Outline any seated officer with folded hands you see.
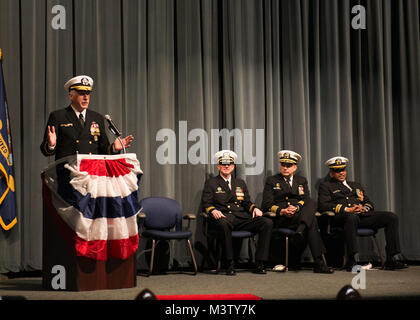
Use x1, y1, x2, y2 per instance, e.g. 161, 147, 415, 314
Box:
261, 150, 333, 273
318, 156, 407, 271
201, 150, 273, 275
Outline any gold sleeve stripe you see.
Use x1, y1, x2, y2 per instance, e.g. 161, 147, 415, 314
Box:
249, 204, 256, 213
270, 205, 279, 213
365, 203, 373, 208
335, 204, 342, 214
205, 206, 215, 214
43, 142, 55, 155
298, 201, 304, 206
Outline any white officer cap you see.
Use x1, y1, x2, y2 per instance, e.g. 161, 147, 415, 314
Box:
325, 156, 349, 169
64, 75, 94, 92
277, 150, 302, 164
214, 150, 237, 165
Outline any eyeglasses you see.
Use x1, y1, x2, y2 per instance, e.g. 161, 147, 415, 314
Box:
76, 90, 91, 96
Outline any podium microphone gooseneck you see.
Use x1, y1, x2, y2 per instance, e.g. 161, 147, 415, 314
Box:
104, 114, 126, 154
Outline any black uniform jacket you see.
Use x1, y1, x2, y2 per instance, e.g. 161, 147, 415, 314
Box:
201, 175, 256, 219
40, 106, 116, 160
318, 176, 374, 215
261, 174, 310, 215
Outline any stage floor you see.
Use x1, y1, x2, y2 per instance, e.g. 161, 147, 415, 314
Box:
1, 265, 420, 300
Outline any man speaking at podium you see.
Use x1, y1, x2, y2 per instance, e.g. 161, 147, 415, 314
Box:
40, 75, 134, 160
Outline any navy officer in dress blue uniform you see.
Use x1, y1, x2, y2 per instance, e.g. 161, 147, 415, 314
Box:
318, 156, 407, 271
201, 150, 273, 275
261, 150, 333, 273
40, 75, 134, 160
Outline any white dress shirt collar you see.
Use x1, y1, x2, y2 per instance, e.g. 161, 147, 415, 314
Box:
70, 105, 87, 119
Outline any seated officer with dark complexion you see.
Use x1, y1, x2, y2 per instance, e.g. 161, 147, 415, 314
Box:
201, 150, 273, 275
262, 150, 333, 273
318, 156, 407, 271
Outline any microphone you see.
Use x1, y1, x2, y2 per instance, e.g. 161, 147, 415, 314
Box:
104, 114, 122, 137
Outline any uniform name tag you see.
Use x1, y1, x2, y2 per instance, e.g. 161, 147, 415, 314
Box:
333, 189, 341, 193
60, 123, 73, 127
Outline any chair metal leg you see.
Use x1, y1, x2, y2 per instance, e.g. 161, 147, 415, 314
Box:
187, 239, 198, 275
373, 235, 385, 268
148, 239, 156, 276
285, 236, 289, 272
216, 241, 222, 273
342, 244, 347, 269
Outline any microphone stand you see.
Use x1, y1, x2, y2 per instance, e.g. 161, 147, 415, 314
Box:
118, 137, 126, 154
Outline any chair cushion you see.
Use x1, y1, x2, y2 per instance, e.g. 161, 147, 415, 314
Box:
142, 230, 192, 240
330, 227, 376, 237
356, 228, 376, 237
231, 230, 254, 238
273, 228, 296, 236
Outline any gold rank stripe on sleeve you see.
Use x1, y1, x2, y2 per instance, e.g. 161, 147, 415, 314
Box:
270, 205, 279, 213
365, 203, 373, 209
43, 142, 55, 155
298, 200, 304, 206
335, 204, 342, 214
205, 206, 215, 214
249, 204, 255, 213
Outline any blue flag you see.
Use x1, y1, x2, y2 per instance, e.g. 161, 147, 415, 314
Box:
0, 49, 17, 230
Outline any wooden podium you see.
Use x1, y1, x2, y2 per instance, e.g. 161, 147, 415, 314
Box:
41, 154, 142, 291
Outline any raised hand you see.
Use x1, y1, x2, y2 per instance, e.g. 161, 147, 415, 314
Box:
47, 125, 56, 148
113, 134, 134, 151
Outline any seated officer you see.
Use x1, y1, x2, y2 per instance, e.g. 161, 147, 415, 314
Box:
318, 156, 407, 271
201, 150, 273, 275
261, 150, 333, 273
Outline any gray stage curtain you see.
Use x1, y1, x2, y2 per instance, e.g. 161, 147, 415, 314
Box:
0, 0, 419, 273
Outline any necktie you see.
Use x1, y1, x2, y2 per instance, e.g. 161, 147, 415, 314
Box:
285, 177, 292, 188
226, 179, 231, 190
79, 113, 85, 127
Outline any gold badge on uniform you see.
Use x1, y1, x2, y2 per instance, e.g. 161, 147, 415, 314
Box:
216, 186, 225, 194
90, 122, 101, 142
235, 187, 244, 201
356, 189, 364, 201
298, 185, 305, 195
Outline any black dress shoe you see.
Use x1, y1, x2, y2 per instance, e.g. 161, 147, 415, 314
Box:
226, 261, 236, 276
344, 260, 357, 272
384, 259, 408, 270
252, 263, 267, 275
313, 262, 334, 274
